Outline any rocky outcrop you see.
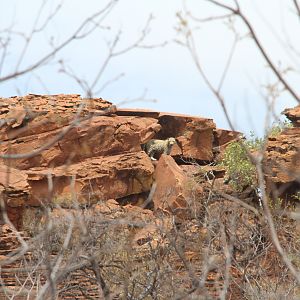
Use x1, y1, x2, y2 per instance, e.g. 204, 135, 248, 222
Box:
0, 97, 222, 214
0, 166, 30, 207
152, 155, 202, 218
213, 128, 241, 147
265, 127, 300, 184
26, 151, 154, 207
0, 94, 247, 300
0, 94, 113, 139
157, 113, 216, 161
265, 105, 300, 198
0, 166, 30, 229
0, 115, 161, 170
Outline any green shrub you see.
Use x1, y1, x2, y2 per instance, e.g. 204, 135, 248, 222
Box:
267, 119, 293, 138
221, 119, 292, 192
221, 141, 258, 191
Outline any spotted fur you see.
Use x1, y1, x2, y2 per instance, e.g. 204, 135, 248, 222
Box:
144, 137, 177, 160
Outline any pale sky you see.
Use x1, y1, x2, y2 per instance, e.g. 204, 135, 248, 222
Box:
0, 0, 299, 136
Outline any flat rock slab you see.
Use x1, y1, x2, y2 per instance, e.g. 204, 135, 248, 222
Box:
115, 108, 160, 119
0, 116, 160, 169
26, 151, 154, 207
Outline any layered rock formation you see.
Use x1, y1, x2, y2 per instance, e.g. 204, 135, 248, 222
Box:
0, 94, 236, 229
4, 94, 294, 299
265, 106, 300, 199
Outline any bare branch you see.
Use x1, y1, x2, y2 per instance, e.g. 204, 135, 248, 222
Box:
205, 0, 300, 103
256, 159, 300, 284
0, 0, 118, 83
293, 0, 300, 19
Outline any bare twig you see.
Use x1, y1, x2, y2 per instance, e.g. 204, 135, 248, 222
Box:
0, 1, 118, 83
256, 159, 300, 284
205, 0, 300, 103
293, 0, 300, 19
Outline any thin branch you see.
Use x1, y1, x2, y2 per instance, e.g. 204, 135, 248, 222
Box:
205, 0, 300, 103
217, 36, 238, 92
184, 21, 236, 130
14, 0, 48, 71
293, 0, 300, 19
256, 159, 300, 284
217, 191, 260, 217
0, 0, 118, 83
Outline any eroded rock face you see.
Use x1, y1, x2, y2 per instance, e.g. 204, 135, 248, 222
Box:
264, 104, 300, 198
212, 128, 242, 162
0, 94, 113, 140
2, 95, 295, 300
265, 127, 300, 184
26, 151, 154, 207
0, 166, 30, 229
157, 113, 216, 161
213, 128, 241, 146
152, 155, 200, 218
0, 166, 30, 207
264, 127, 300, 199
0, 115, 160, 170
0, 95, 240, 230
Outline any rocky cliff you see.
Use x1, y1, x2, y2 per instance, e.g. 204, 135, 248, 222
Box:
0, 94, 299, 299
0, 94, 232, 229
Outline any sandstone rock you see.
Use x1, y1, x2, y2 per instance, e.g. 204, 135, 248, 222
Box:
26, 151, 154, 207
213, 128, 242, 162
152, 155, 199, 218
0, 115, 160, 169
264, 127, 300, 198
213, 128, 241, 147
157, 113, 216, 161
115, 108, 160, 118
0, 94, 113, 140
0, 166, 30, 208
0, 166, 30, 228
283, 105, 300, 127
0, 224, 22, 252
265, 127, 300, 184
180, 164, 226, 180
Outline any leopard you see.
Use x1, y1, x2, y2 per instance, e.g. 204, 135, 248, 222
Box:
143, 137, 177, 161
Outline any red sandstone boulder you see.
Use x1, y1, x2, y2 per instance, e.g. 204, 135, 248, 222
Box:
212, 128, 242, 162
26, 151, 154, 207
157, 113, 216, 161
152, 155, 200, 218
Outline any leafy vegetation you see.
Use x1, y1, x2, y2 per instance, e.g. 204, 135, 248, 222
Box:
221, 119, 293, 192
221, 140, 258, 191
